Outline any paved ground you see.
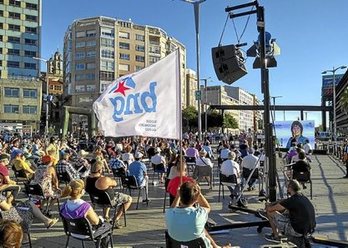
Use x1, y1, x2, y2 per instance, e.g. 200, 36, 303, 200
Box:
23, 154, 348, 247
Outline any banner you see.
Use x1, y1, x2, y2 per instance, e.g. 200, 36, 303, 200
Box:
93, 50, 181, 139
274, 120, 315, 149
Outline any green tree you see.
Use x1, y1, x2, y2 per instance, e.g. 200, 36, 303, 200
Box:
182, 106, 198, 131
223, 113, 239, 129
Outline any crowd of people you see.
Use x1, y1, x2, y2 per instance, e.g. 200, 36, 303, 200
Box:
0, 130, 321, 247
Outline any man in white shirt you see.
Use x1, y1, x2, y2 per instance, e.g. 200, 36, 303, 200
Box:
150, 147, 166, 183
220, 152, 241, 203
241, 151, 259, 190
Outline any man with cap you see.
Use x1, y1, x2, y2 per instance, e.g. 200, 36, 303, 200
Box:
150, 147, 167, 184
128, 152, 149, 203
11, 149, 35, 179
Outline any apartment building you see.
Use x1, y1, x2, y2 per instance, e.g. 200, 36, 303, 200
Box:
0, 0, 42, 131
63, 16, 187, 109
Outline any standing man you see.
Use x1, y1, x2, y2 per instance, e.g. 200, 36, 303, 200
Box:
264, 180, 316, 244
128, 152, 149, 203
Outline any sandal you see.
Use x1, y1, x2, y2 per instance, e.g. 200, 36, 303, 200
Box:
46, 218, 59, 229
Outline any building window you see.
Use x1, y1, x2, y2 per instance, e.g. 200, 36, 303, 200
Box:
8, 36, 21, 43
86, 51, 96, 58
75, 85, 85, 92
119, 31, 130, 39
76, 41, 85, 48
76, 31, 85, 38
101, 60, 114, 71
86, 40, 96, 47
4, 105, 19, 113
75, 51, 85, 60
86, 63, 96, 70
100, 71, 114, 81
25, 27, 37, 34
135, 44, 145, 52
8, 24, 20, 32
9, 12, 21, 19
24, 63, 36, 69
9, 0, 20, 7
86, 73, 95, 80
119, 42, 130, 50
4, 87, 19, 97
86, 85, 96, 92
101, 38, 114, 48
23, 105, 37, 114
0, 23, 2, 29
7, 61, 20, 68
135, 65, 143, 72
8, 49, 20, 56
75, 63, 85, 70
101, 50, 114, 59
26, 15, 37, 22
86, 30, 96, 37
119, 64, 129, 71
23, 89, 37, 98
0, 10, 3, 16
26, 3, 38, 10
149, 56, 160, 64
135, 34, 145, 41
54, 85, 62, 91
25, 38, 36, 45
75, 74, 85, 81
119, 53, 130, 60
135, 55, 145, 62
101, 27, 114, 38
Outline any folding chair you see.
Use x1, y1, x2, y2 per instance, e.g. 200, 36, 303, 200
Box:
165, 231, 207, 248
192, 166, 213, 188
11, 165, 30, 184
218, 173, 238, 202
121, 175, 148, 210
60, 214, 113, 248
112, 167, 126, 189
151, 163, 166, 184
89, 190, 126, 227
26, 183, 60, 215
57, 171, 71, 186
292, 170, 312, 199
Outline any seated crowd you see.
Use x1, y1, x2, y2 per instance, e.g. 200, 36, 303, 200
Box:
0, 134, 314, 247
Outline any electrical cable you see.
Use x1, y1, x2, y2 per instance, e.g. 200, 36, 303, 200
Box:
218, 13, 230, 46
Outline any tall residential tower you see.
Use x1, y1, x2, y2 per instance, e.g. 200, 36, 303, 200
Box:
0, 0, 42, 132
63, 16, 187, 111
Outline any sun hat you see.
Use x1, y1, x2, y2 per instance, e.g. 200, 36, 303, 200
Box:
135, 151, 143, 159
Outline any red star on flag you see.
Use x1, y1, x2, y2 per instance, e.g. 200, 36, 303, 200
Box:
113, 81, 130, 96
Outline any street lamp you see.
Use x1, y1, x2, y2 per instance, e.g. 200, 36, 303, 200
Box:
33, 57, 49, 136
178, 0, 207, 141
270, 96, 282, 122
200, 77, 211, 133
322, 65, 347, 155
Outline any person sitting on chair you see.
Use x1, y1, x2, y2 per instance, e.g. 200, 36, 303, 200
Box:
165, 181, 231, 248
241, 150, 259, 191
220, 152, 242, 206
150, 147, 167, 184
264, 179, 316, 245
56, 151, 80, 181
291, 151, 311, 189
0, 153, 17, 185
128, 152, 149, 203
60, 179, 112, 246
185, 143, 199, 163
193, 149, 213, 188
11, 149, 35, 179
85, 161, 132, 228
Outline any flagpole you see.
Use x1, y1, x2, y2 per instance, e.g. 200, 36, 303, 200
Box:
176, 49, 184, 186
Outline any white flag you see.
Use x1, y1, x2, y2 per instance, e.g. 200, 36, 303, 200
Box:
93, 50, 181, 139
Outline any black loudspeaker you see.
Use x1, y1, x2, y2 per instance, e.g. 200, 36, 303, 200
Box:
212, 45, 247, 84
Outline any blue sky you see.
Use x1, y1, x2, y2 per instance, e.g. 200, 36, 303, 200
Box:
41, 0, 348, 126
